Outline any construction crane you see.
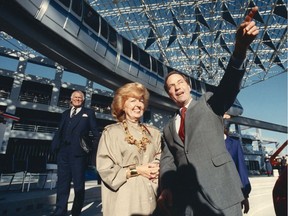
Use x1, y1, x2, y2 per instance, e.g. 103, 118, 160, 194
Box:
269, 140, 288, 169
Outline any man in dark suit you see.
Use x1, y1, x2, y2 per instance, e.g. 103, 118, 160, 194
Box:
51, 90, 99, 216
224, 134, 251, 214
223, 115, 251, 214
157, 7, 259, 216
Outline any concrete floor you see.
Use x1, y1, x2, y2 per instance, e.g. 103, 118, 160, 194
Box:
0, 174, 279, 216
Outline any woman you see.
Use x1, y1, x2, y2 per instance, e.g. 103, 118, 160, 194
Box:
96, 82, 161, 216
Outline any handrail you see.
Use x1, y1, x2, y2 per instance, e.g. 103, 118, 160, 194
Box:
12, 123, 58, 133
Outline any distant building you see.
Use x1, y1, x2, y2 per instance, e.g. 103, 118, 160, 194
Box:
0, 48, 171, 157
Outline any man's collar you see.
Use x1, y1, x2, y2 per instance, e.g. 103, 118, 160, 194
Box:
184, 98, 192, 109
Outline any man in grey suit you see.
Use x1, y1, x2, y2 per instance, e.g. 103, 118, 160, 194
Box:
157, 7, 259, 216
51, 90, 99, 216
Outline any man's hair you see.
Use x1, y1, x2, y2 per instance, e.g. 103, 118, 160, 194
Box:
71, 90, 85, 100
164, 71, 191, 93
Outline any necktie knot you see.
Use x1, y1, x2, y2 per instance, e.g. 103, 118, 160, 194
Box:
180, 107, 187, 119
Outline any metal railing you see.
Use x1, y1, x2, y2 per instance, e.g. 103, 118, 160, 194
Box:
12, 123, 58, 133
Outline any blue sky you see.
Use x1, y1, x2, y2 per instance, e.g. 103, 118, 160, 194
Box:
237, 72, 287, 155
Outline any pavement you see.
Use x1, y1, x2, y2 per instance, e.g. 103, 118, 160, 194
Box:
245, 175, 278, 216
0, 173, 279, 216
0, 174, 102, 216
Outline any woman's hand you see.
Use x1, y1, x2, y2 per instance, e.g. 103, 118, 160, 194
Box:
136, 162, 160, 180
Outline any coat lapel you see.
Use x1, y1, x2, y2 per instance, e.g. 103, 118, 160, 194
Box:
184, 99, 197, 143
70, 107, 85, 131
169, 114, 184, 146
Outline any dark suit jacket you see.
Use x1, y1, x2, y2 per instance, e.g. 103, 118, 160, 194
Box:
51, 107, 99, 156
160, 60, 245, 213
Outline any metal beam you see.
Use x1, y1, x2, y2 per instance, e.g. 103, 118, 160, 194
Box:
0, 1, 177, 111
227, 116, 288, 134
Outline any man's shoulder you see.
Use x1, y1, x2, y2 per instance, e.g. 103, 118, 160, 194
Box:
81, 107, 96, 115
62, 108, 71, 116
163, 119, 174, 133
202, 92, 214, 101
228, 136, 240, 143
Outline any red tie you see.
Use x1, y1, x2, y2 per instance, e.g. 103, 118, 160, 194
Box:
178, 107, 187, 142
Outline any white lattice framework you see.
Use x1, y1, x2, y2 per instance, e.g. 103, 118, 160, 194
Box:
0, 0, 287, 88
89, 0, 287, 88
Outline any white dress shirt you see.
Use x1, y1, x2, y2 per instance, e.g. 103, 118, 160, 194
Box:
175, 99, 192, 132
70, 107, 82, 117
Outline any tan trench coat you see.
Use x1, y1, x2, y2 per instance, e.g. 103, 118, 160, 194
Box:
96, 122, 161, 216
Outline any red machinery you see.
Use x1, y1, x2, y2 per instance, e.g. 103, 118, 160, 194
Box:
270, 140, 287, 169
0, 111, 20, 123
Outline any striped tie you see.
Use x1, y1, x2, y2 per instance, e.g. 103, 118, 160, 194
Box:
71, 107, 76, 118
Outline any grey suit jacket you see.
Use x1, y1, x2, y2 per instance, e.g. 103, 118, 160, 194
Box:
160, 61, 245, 213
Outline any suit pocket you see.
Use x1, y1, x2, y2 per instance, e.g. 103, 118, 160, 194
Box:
211, 152, 231, 167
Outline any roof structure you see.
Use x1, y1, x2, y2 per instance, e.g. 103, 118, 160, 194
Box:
0, 0, 286, 89
88, 0, 287, 88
